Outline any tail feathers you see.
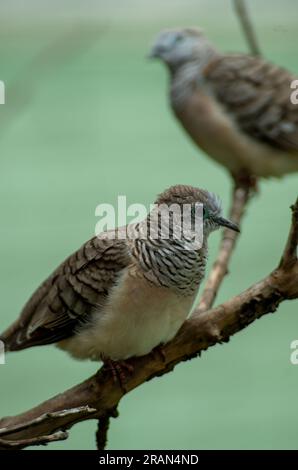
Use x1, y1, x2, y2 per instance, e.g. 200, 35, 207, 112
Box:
0, 323, 27, 352
0, 320, 39, 351
0, 323, 67, 351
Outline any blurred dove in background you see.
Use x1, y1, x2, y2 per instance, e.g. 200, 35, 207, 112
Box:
150, 28, 298, 183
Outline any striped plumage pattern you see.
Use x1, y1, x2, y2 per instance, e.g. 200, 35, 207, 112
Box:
1, 237, 130, 350
131, 233, 207, 294
0, 185, 221, 359
205, 54, 298, 152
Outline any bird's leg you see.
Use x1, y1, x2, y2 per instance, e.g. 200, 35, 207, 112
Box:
232, 169, 259, 193
101, 355, 134, 389
151, 344, 166, 363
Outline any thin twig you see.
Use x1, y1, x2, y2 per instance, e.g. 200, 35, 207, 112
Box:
96, 417, 110, 450
0, 431, 68, 450
278, 198, 298, 270
233, 0, 261, 56
0, 406, 96, 450
95, 407, 118, 450
197, 183, 251, 313
0, 406, 96, 438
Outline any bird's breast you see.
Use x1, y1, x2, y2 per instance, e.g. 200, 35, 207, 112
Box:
59, 269, 195, 361
174, 89, 297, 177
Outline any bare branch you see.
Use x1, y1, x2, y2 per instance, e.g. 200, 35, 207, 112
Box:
0, 406, 96, 450
197, 183, 251, 313
233, 0, 261, 56
0, 431, 68, 450
96, 408, 118, 450
278, 198, 298, 270
0, 198, 297, 449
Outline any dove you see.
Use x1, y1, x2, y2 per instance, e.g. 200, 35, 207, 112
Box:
0, 185, 238, 380
150, 28, 298, 181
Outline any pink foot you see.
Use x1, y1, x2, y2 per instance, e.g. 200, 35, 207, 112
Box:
232, 169, 259, 193
151, 344, 166, 363
101, 355, 134, 389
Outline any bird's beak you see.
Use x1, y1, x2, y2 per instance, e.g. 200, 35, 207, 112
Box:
147, 45, 162, 59
214, 216, 240, 233
147, 49, 157, 59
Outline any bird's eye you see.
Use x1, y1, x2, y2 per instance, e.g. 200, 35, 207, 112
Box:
203, 206, 209, 219
175, 34, 183, 43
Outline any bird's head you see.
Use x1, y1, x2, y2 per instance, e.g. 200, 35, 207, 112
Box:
155, 185, 239, 241
149, 28, 217, 70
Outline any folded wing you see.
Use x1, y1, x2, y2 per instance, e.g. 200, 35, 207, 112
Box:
0, 236, 130, 351
205, 54, 298, 152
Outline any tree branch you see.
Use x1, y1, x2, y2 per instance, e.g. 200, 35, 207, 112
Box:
95, 408, 118, 450
279, 200, 298, 270
233, 0, 261, 56
197, 183, 251, 313
0, 431, 68, 450
0, 198, 297, 450
0, 407, 96, 450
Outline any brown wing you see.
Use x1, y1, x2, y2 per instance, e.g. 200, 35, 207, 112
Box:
0, 235, 130, 351
205, 54, 298, 152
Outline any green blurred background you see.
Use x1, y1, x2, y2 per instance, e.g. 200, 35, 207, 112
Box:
0, 0, 297, 450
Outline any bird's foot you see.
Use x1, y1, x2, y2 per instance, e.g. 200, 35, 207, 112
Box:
232, 170, 259, 193
151, 344, 166, 363
101, 355, 134, 390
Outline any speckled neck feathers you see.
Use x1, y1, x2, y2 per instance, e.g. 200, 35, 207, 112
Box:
130, 224, 208, 297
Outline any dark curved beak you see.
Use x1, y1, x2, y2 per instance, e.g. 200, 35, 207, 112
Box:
214, 216, 240, 233
147, 48, 159, 59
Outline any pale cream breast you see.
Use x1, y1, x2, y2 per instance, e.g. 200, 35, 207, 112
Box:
58, 269, 195, 361
174, 90, 298, 177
